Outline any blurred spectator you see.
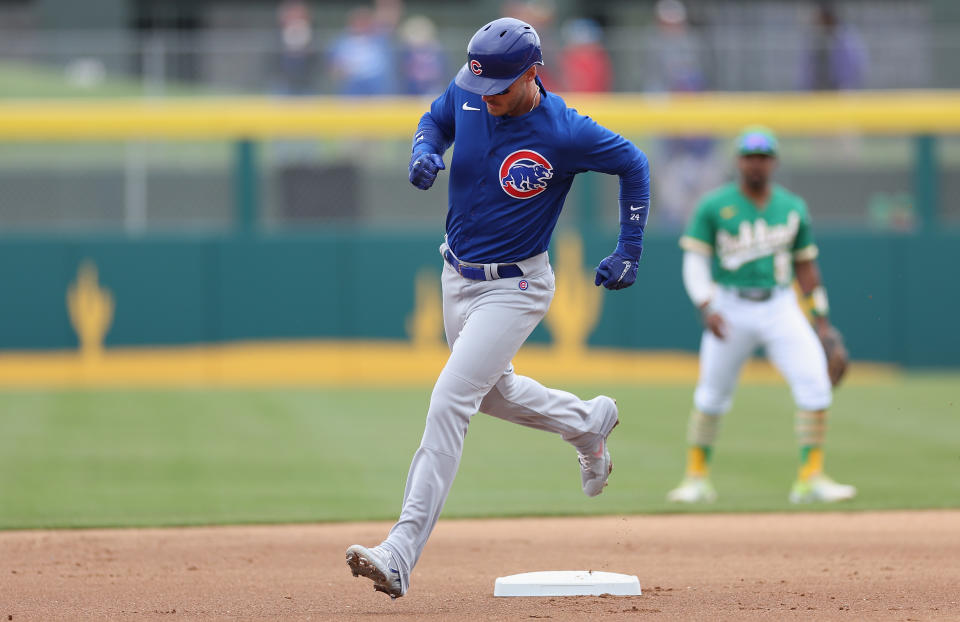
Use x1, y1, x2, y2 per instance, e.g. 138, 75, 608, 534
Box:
646, 0, 722, 231
327, 3, 399, 96
398, 15, 446, 96
645, 0, 705, 94
274, 0, 316, 96
798, 4, 868, 162
799, 3, 868, 91
502, 0, 560, 91
375, 0, 404, 30
558, 18, 612, 92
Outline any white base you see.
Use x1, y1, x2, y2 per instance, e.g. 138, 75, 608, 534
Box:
493, 570, 641, 597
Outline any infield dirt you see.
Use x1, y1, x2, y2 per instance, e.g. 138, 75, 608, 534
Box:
1, 511, 957, 621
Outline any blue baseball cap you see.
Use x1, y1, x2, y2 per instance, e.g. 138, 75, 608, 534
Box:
736, 126, 779, 157
455, 17, 544, 96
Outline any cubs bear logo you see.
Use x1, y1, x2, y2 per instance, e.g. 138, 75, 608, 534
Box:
499, 149, 554, 199
470, 60, 482, 75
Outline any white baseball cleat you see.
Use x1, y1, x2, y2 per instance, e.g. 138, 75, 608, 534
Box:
346, 544, 405, 599
578, 396, 618, 497
666, 475, 718, 503
789, 474, 857, 504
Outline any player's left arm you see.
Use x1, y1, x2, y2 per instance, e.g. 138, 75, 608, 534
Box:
569, 116, 650, 290
796, 257, 849, 385
792, 199, 848, 385
794, 259, 829, 330
791, 198, 830, 329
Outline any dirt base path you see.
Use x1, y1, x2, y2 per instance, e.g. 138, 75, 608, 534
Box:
2, 511, 957, 621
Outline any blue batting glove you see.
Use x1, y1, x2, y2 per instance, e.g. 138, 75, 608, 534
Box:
594, 253, 639, 290
408, 152, 445, 190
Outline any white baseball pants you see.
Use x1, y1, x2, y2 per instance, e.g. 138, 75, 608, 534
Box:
694, 286, 832, 415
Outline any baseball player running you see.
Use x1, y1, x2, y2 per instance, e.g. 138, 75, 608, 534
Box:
667, 127, 856, 504
346, 17, 650, 598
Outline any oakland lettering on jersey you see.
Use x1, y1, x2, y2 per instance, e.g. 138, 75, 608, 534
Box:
716, 211, 800, 270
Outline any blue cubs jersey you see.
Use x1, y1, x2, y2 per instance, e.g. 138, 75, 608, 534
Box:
414, 78, 650, 264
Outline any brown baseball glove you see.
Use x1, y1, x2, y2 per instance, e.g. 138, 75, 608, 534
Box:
818, 324, 849, 387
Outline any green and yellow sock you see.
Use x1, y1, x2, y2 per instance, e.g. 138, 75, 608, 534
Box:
686, 445, 712, 478
684, 409, 721, 479
795, 409, 827, 481
798, 446, 823, 481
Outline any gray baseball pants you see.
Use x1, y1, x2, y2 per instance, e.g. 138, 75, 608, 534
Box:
380, 245, 618, 592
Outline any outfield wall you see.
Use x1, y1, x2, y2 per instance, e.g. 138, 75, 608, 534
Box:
1, 92, 957, 372
0, 230, 955, 367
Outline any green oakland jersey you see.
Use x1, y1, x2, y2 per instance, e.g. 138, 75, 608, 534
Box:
680, 183, 818, 288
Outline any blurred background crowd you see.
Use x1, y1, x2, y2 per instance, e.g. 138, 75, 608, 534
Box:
0, 0, 957, 235
2, 0, 957, 96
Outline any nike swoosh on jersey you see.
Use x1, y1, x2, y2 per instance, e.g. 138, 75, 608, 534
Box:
629, 205, 645, 211
462, 102, 481, 111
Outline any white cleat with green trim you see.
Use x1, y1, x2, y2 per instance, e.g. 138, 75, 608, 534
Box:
789, 474, 857, 503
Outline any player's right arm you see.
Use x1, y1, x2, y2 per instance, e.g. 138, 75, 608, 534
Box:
409, 80, 456, 190
679, 197, 726, 339
683, 251, 726, 339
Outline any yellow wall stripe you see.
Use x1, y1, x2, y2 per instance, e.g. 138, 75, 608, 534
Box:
2, 91, 960, 140
0, 341, 899, 389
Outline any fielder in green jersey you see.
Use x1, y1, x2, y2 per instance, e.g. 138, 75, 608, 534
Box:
667, 126, 856, 505
681, 183, 818, 290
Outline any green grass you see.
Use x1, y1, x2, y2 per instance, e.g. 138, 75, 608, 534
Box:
0, 374, 957, 529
